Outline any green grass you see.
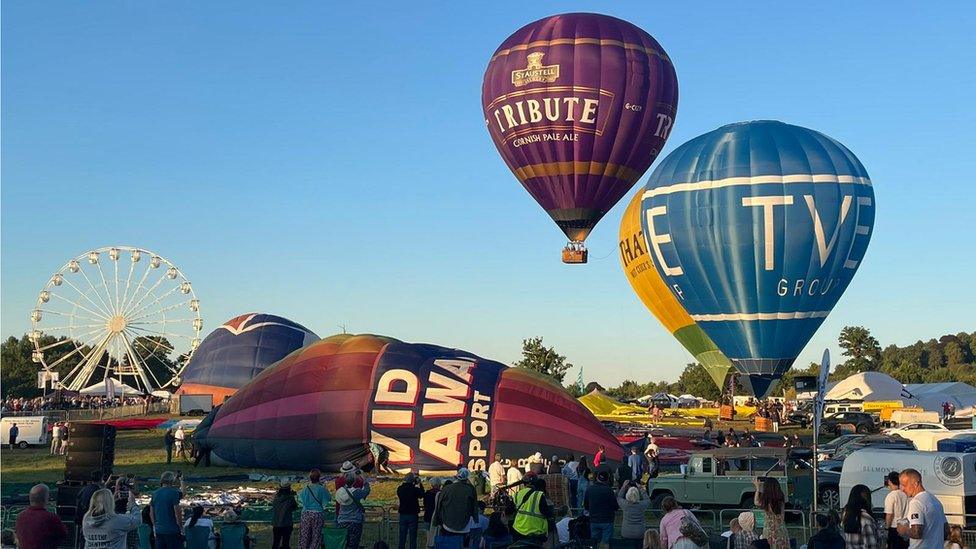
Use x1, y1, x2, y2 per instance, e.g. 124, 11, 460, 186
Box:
0, 417, 403, 545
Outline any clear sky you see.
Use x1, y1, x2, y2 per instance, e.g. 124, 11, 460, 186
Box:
3, 2, 974, 387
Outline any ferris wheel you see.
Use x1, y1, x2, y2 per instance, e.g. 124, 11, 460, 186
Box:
30, 246, 202, 394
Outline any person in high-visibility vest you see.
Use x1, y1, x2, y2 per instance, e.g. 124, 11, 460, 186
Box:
512, 477, 554, 544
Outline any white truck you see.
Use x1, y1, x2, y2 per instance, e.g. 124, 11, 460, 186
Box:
0, 416, 50, 448
839, 448, 976, 525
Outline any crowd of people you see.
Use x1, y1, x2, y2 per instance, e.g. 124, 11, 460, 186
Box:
1, 394, 154, 414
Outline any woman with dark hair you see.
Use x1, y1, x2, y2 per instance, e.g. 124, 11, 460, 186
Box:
576, 456, 592, 507
841, 484, 881, 549
753, 477, 789, 549
298, 469, 331, 549
183, 505, 216, 549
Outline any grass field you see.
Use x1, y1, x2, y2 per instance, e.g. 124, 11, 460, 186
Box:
0, 418, 403, 545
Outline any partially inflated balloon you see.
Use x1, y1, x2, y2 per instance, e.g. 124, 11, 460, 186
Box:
482, 13, 678, 249
618, 189, 731, 389
640, 121, 875, 397
178, 313, 318, 403
195, 334, 622, 473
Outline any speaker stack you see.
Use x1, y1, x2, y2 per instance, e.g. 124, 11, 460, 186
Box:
64, 423, 117, 482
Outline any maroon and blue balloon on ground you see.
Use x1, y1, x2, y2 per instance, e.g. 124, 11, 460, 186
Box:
640, 121, 876, 397
178, 313, 318, 403
482, 13, 678, 259
193, 333, 623, 473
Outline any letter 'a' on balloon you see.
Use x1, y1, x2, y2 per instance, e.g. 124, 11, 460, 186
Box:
618, 189, 731, 389
640, 121, 875, 397
482, 13, 678, 264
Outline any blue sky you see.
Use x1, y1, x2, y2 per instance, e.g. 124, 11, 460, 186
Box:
3, 2, 974, 387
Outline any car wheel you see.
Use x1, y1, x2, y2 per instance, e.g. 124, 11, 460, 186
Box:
17, 441, 28, 449
820, 486, 840, 509
856, 424, 869, 434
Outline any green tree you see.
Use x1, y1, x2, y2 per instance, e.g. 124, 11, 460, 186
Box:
671, 364, 721, 402
838, 326, 882, 373
1, 334, 87, 398
513, 337, 573, 383
944, 341, 970, 367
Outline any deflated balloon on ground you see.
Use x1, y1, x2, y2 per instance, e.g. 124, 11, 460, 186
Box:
194, 333, 623, 473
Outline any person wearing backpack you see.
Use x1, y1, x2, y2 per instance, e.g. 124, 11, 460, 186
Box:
336, 470, 371, 549
298, 469, 331, 549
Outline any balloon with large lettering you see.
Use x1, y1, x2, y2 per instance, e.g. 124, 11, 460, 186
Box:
640, 121, 875, 397
618, 189, 732, 389
482, 13, 678, 258
194, 333, 623, 472
178, 313, 318, 403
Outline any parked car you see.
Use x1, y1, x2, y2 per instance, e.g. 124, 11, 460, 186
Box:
820, 412, 877, 436
647, 447, 818, 512
816, 434, 864, 461
883, 422, 949, 436
817, 435, 916, 473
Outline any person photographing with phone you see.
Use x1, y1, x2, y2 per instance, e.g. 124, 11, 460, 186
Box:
616, 479, 649, 540
753, 477, 789, 549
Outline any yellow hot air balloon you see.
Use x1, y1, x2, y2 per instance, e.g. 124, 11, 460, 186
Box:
618, 188, 732, 389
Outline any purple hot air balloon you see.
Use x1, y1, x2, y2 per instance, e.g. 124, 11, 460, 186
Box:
482, 13, 678, 263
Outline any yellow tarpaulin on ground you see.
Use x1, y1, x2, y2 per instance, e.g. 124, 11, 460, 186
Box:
577, 391, 756, 424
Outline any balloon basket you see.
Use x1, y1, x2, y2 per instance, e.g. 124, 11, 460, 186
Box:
719, 405, 734, 421
562, 243, 588, 264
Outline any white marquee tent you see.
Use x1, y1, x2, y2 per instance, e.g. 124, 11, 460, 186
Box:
79, 379, 144, 397
824, 372, 976, 412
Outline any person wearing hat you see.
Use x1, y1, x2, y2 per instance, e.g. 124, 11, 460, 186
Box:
334, 461, 365, 515
396, 473, 425, 549
336, 469, 371, 549
432, 468, 477, 549
271, 480, 297, 549
298, 470, 331, 549
511, 476, 555, 545
730, 511, 758, 549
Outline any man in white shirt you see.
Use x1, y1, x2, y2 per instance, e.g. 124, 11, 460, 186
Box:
897, 468, 948, 549
50, 423, 61, 455
487, 454, 507, 495
884, 471, 910, 549
643, 434, 659, 459
561, 455, 579, 508
174, 426, 185, 454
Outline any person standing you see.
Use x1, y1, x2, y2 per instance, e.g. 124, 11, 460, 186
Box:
59, 422, 70, 455
174, 426, 185, 455
594, 445, 606, 468
396, 473, 425, 549
576, 456, 592, 508
82, 488, 142, 549
627, 447, 644, 482
511, 476, 554, 545
297, 469, 330, 549
546, 454, 561, 475
271, 480, 297, 549
584, 471, 619, 549
616, 481, 649, 540
505, 463, 523, 496
561, 454, 579, 509
644, 434, 659, 458
335, 470, 371, 549
432, 468, 477, 549
7, 423, 18, 450
50, 422, 61, 454
841, 484, 882, 549
163, 428, 175, 464
884, 472, 910, 549
754, 477, 789, 549
897, 468, 948, 549
615, 455, 633, 489
149, 471, 185, 549
422, 477, 441, 537
488, 454, 507, 496
15, 484, 68, 549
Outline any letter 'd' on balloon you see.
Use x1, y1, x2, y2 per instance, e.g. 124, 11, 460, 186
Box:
640, 121, 876, 397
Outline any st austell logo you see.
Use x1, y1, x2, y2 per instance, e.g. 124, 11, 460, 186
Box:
511, 52, 559, 87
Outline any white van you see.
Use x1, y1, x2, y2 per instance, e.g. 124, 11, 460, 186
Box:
896, 430, 976, 452
839, 448, 976, 525
0, 416, 49, 448
890, 410, 940, 426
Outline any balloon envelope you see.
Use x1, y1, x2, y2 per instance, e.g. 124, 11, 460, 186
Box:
618, 189, 731, 389
482, 12, 678, 242
195, 333, 623, 472
640, 121, 875, 397
178, 313, 318, 403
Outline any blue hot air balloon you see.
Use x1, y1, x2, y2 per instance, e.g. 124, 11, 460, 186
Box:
640, 121, 875, 397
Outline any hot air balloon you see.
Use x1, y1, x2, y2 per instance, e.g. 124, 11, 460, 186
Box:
482, 13, 678, 263
618, 189, 732, 389
193, 333, 623, 473
178, 313, 318, 403
640, 121, 875, 397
